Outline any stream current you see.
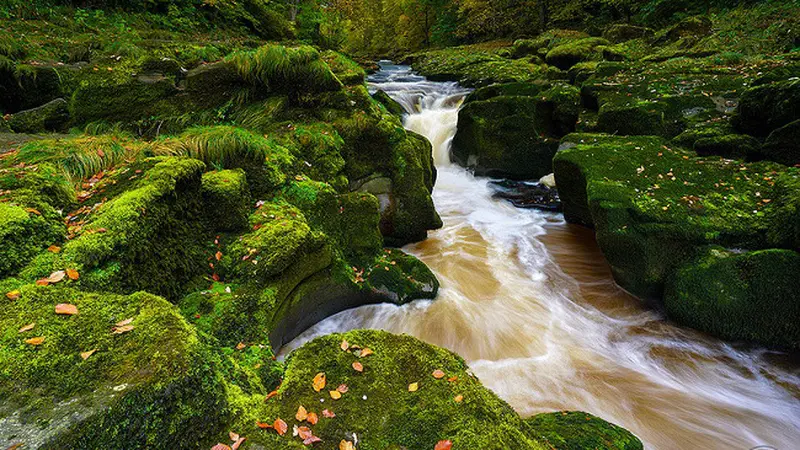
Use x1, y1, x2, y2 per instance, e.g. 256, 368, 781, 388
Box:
283, 62, 800, 449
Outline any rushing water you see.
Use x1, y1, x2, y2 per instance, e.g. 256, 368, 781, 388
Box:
284, 63, 800, 449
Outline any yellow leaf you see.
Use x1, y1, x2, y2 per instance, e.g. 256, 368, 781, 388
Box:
296, 405, 308, 422
18, 322, 35, 333
339, 440, 356, 450
81, 349, 97, 360
454, 394, 463, 403
312, 372, 326, 392
66, 268, 80, 280
112, 324, 134, 334
329, 390, 342, 400
25, 336, 45, 346
408, 382, 419, 392
6, 290, 21, 301
55, 303, 79, 315
360, 347, 373, 358
47, 245, 61, 253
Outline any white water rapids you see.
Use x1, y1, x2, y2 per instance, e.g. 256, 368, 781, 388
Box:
283, 63, 800, 449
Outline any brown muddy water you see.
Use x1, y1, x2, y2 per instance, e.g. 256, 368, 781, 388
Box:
282, 63, 800, 449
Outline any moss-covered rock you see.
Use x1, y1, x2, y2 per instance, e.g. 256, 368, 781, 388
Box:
0, 203, 65, 278
732, 79, 800, 137
0, 64, 63, 113
664, 247, 800, 349
452, 82, 580, 179
526, 411, 643, 450
234, 330, 643, 450
513, 30, 590, 59
0, 286, 228, 449
373, 89, 406, 117
201, 169, 251, 232
70, 76, 179, 126
545, 38, 611, 70
7, 98, 69, 133
763, 119, 800, 166
693, 134, 763, 161
602, 25, 655, 44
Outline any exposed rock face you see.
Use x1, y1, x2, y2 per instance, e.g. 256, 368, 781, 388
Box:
733, 79, 800, 137
6, 98, 70, 133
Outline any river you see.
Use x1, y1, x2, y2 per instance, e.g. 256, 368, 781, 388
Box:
282, 62, 800, 449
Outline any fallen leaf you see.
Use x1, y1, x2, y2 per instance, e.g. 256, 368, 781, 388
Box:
256, 421, 272, 429
229, 431, 239, 442
296, 405, 308, 422
35, 279, 49, 286
210, 444, 231, 450
6, 290, 21, 300
25, 336, 45, 346
312, 372, 326, 392
296, 426, 313, 440
307, 412, 318, 425
352, 361, 363, 372
337, 384, 348, 393
232, 437, 246, 450
236, 342, 246, 350
115, 317, 134, 327
47, 271, 66, 283
340, 339, 350, 351
25, 207, 41, 215
447, 376, 458, 383
55, 303, 79, 315
274, 417, 288, 436
454, 394, 463, 403
81, 349, 97, 360
329, 390, 342, 400
322, 409, 336, 418
432, 369, 445, 379
66, 268, 79, 280
339, 440, 355, 450
265, 390, 278, 401
408, 382, 419, 392
215, 251, 223, 261
359, 348, 373, 357
112, 324, 134, 334
303, 435, 322, 445
6, 443, 24, 450
435, 440, 453, 450
47, 245, 61, 253
18, 322, 35, 333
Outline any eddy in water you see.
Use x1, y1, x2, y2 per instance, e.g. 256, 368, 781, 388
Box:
284, 62, 800, 450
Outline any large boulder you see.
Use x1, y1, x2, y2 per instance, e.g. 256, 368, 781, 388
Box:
201, 169, 251, 232
0, 286, 228, 449
6, 98, 70, 133
602, 24, 655, 43
732, 79, 800, 136
665, 247, 800, 349
692, 134, 763, 161
452, 82, 580, 179
545, 38, 610, 70
243, 330, 643, 449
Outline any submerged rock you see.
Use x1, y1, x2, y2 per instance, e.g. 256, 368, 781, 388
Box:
490, 179, 561, 211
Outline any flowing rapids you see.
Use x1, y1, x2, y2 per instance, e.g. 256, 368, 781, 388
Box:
283, 63, 800, 449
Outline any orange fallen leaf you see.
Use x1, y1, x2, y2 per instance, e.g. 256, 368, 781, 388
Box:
210, 444, 231, 450
312, 372, 326, 392
296, 405, 308, 422
360, 348, 373, 357
329, 390, 342, 400
6, 443, 23, 450
435, 440, 453, 450
303, 435, 322, 445
447, 376, 458, 383
231, 437, 245, 450
337, 384, 348, 393
352, 361, 363, 372
81, 349, 97, 360
25, 207, 41, 215
408, 382, 419, 392
112, 325, 134, 334
236, 342, 246, 350
256, 421, 272, 429
340, 339, 350, 351
339, 440, 355, 450
35, 279, 49, 286
6, 290, 21, 300
115, 317, 134, 327
265, 390, 278, 401
274, 418, 288, 436
55, 303, 79, 315
296, 426, 313, 440
18, 322, 35, 333
229, 431, 239, 442
215, 251, 223, 261
432, 369, 445, 379
25, 336, 45, 346
66, 268, 79, 280
322, 409, 335, 418
307, 412, 318, 425
47, 270, 66, 283
47, 245, 61, 253
454, 394, 463, 403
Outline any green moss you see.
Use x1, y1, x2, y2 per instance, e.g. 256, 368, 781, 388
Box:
0, 286, 228, 449
665, 247, 800, 349
732, 79, 800, 136
363, 249, 439, 304
321, 51, 366, 86
60, 157, 207, 300
513, 30, 590, 59
0, 203, 65, 278
763, 119, 800, 166
526, 411, 643, 450
554, 133, 793, 300
202, 169, 251, 232
373, 90, 406, 117
546, 38, 611, 70
69, 76, 179, 126
693, 134, 763, 161
272, 122, 348, 188
7, 98, 69, 133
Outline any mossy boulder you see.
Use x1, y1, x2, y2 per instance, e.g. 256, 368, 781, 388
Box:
0, 64, 63, 113
0, 286, 228, 449
513, 30, 590, 59
602, 25, 655, 44
554, 133, 793, 301
763, 119, 800, 166
732, 79, 800, 137
0, 203, 65, 278
526, 411, 643, 450
6, 98, 69, 133
545, 38, 610, 70
661, 16, 713, 43
373, 90, 406, 117
452, 82, 580, 179
237, 330, 642, 450
201, 169, 251, 232
664, 247, 800, 349
597, 101, 668, 137
70, 77, 179, 126
693, 134, 763, 161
